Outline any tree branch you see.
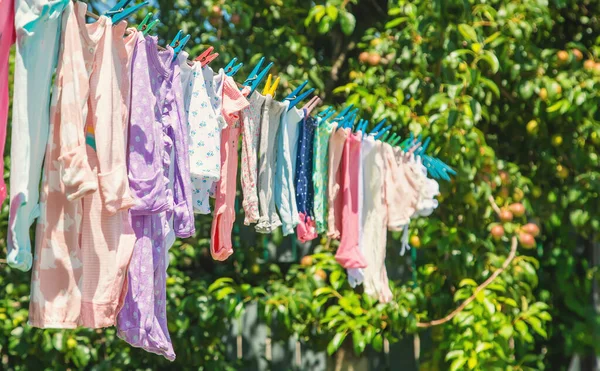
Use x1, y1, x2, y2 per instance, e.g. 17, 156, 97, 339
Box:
416, 235, 518, 328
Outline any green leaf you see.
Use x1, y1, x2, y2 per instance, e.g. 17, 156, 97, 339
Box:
480, 77, 500, 97
459, 278, 478, 287
484, 31, 502, 45
479, 50, 499, 73
448, 109, 459, 126
372, 334, 383, 352
547, 100, 566, 113
475, 342, 493, 353
215, 287, 237, 300
329, 270, 343, 290
314, 5, 326, 22
385, 17, 408, 29
458, 24, 478, 42
446, 350, 464, 361
450, 357, 468, 371
339, 11, 356, 35
327, 332, 347, 355
326, 5, 338, 21
352, 331, 366, 355
314, 287, 334, 296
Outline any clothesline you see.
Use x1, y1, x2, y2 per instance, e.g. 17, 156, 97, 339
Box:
3, 0, 446, 363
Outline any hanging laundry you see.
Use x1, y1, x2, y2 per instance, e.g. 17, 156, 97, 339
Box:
29, 1, 136, 329
240, 93, 266, 225
209, 78, 249, 261
327, 125, 349, 239
0, 0, 15, 206
117, 34, 182, 361
256, 95, 286, 233
312, 116, 334, 234
294, 115, 318, 242
7, 0, 70, 272
274, 103, 302, 236
335, 131, 367, 269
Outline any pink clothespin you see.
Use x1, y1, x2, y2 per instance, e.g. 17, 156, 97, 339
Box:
195, 46, 219, 67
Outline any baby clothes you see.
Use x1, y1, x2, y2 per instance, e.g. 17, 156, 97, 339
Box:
275, 101, 303, 236
387, 145, 419, 230
326, 126, 349, 240
288, 107, 304, 177
118, 35, 183, 361
294, 115, 318, 242
30, 3, 136, 329
8, 0, 69, 271
335, 132, 367, 269
361, 137, 392, 303
312, 117, 333, 233
240, 93, 266, 225
189, 66, 227, 214
348, 132, 371, 288
177, 52, 194, 115
210, 81, 250, 261
0, 0, 15, 206
256, 96, 286, 233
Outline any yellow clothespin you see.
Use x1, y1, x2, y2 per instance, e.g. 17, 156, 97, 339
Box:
262, 74, 280, 97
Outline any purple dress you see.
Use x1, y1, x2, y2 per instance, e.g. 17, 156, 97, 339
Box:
116, 34, 194, 361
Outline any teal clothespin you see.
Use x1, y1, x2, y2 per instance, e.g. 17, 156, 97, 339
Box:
110, 1, 149, 24
333, 104, 354, 121
170, 30, 191, 61
374, 125, 392, 140
390, 134, 402, 147
104, 0, 134, 16
243, 57, 273, 96
137, 12, 159, 35
284, 80, 315, 111
369, 118, 387, 135
318, 106, 332, 118
224, 57, 243, 76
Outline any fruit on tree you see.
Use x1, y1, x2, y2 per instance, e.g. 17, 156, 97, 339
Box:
557, 50, 569, 63
314, 269, 327, 280
518, 232, 536, 249
584, 59, 596, 70
359, 52, 369, 63
539, 87, 548, 100
368, 53, 381, 66
509, 203, 525, 217
231, 14, 241, 25
499, 209, 514, 222
211, 5, 222, 16
551, 134, 563, 147
522, 223, 540, 237
556, 164, 569, 179
572, 49, 583, 61
491, 225, 505, 240
499, 170, 510, 185
526, 119, 539, 135
301, 255, 313, 267
410, 235, 421, 248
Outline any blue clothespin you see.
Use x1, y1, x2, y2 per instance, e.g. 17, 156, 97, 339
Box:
284, 80, 315, 111
110, 1, 149, 24
343, 112, 357, 129
318, 106, 332, 117
224, 58, 243, 76
333, 104, 354, 121
368, 118, 387, 135
321, 108, 337, 123
374, 125, 392, 140
357, 119, 369, 133
243, 57, 273, 96
170, 30, 191, 61
137, 12, 159, 35
104, 0, 134, 16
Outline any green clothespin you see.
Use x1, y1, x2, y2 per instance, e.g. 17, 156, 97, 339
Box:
137, 12, 159, 35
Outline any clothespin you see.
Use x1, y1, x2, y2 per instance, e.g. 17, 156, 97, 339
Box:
224, 58, 243, 76
109, 1, 149, 24
356, 119, 369, 133
303, 96, 322, 116
369, 118, 387, 135
318, 106, 332, 117
390, 134, 402, 147
284, 80, 315, 111
195, 46, 219, 67
387, 133, 398, 144
137, 12, 159, 35
243, 57, 273, 96
374, 125, 392, 140
170, 30, 191, 61
262, 74, 280, 97
333, 104, 354, 122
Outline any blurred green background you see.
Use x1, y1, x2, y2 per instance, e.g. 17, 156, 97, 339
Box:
1, 0, 599, 370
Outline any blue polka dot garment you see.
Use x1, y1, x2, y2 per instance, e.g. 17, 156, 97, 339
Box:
294, 114, 318, 218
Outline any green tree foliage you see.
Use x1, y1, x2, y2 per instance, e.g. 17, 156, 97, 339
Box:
1, 0, 599, 369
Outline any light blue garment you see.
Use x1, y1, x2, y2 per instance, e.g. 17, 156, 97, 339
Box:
274, 105, 303, 235
7, 0, 69, 272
